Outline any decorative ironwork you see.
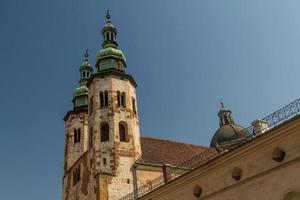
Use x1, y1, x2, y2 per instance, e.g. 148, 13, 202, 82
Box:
245, 97, 300, 136
120, 97, 300, 200
119, 149, 219, 200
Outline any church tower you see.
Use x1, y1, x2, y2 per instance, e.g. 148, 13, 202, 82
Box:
63, 10, 142, 200
86, 11, 141, 199
63, 51, 93, 171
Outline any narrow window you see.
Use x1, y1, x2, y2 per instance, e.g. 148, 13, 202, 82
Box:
223, 115, 229, 124
89, 127, 93, 149
74, 129, 77, 143
121, 92, 126, 108
132, 98, 136, 115
100, 91, 104, 108
104, 91, 108, 107
119, 123, 127, 142
73, 165, 81, 186
101, 123, 109, 142
90, 159, 93, 168
117, 91, 121, 107
106, 33, 109, 41
74, 128, 81, 143
103, 158, 107, 165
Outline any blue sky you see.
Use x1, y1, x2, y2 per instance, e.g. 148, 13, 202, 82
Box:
1, 0, 300, 199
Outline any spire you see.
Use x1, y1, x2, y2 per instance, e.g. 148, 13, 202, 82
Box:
72, 49, 93, 109
96, 10, 127, 72
220, 100, 224, 109
84, 48, 89, 61
79, 48, 93, 84
106, 9, 111, 23
101, 10, 118, 49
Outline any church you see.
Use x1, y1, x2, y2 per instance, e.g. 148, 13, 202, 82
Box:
62, 11, 300, 200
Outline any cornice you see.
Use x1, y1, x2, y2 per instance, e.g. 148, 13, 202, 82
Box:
86, 69, 137, 88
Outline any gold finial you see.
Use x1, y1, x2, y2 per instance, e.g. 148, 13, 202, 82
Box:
106, 9, 111, 23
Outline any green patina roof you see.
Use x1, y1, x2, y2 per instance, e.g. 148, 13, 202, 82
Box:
79, 59, 92, 71
73, 84, 89, 98
96, 47, 126, 63
101, 23, 116, 32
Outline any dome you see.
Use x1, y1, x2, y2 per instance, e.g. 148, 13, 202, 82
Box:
210, 123, 251, 147
96, 47, 126, 63
101, 23, 116, 32
79, 59, 92, 71
73, 85, 88, 98
210, 102, 252, 148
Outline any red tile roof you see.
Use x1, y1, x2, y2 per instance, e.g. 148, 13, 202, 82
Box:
139, 137, 218, 166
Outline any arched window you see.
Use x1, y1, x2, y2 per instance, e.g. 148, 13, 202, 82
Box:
119, 122, 127, 142
101, 123, 109, 142
100, 91, 104, 108
224, 115, 229, 124
132, 98, 136, 115
117, 91, 121, 107
74, 128, 81, 143
121, 92, 126, 108
89, 127, 93, 149
106, 33, 109, 41
104, 91, 108, 107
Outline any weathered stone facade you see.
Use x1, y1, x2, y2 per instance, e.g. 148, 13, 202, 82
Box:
63, 11, 143, 200
88, 76, 141, 200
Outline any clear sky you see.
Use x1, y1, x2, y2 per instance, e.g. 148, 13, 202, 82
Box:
1, 0, 300, 199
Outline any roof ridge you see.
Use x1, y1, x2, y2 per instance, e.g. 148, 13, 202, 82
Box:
141, 136, 209, 148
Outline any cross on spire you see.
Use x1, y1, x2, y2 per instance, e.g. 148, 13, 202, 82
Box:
84, 48, 89, 60
106, 9, 111, 23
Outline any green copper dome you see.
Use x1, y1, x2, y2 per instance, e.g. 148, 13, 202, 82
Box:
96, 47, 126, 62
73, 84, 88, 97
102, 22, 116, 31
210, 102, 252, 148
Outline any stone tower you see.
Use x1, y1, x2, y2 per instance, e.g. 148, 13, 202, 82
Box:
63, 51, 93, 171
63, 11, 141, 200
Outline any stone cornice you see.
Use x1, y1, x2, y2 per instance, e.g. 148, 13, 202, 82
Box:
63, 107, 88, 121
86, 69, 137, 88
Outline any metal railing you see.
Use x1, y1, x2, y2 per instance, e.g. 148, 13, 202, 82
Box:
245, 97, 300, 135
120, 148, 219, 200
120, 97, 300, 200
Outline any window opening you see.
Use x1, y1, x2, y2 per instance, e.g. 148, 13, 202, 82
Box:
101, 123, 109, 142
119, 123, 127, 142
